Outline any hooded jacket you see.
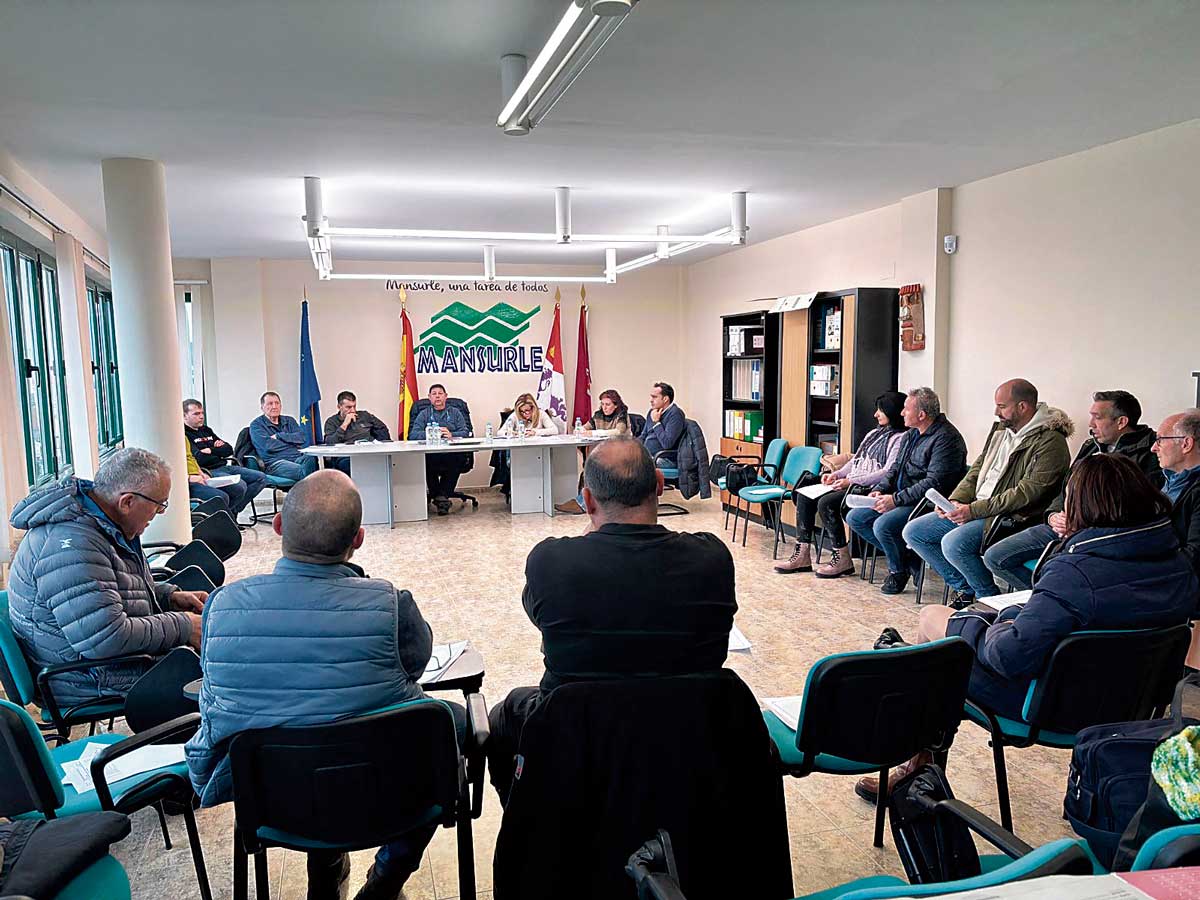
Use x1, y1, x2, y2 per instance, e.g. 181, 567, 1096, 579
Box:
7, 478, 189, 707
947, 518, 1197, 719
1044, 423, 1162, 516
950, 404, 1073, 528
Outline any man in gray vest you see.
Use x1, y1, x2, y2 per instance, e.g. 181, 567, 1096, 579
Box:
185, 470, 464, 900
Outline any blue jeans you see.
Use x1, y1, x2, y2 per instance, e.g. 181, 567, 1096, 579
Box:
263, 455, 319, 482
846, 504, 917, 574
984, 523, 1056, 590
189, 482, 236, 511
208, 465, 267, 514
902, 514, 999, 597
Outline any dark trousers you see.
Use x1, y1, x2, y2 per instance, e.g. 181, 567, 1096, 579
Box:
327, 457, 352, 476
305, 700, 468, 898
426, 453, 468, 499
208, 465, 268, 514
486, 686, 543, 806
793, 489, 848, 546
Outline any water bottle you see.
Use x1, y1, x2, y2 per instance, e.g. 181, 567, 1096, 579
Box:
425, 423, 435, 445
573, 417, 584, 436
516, 420, 527, 441
485, 422, 494, 445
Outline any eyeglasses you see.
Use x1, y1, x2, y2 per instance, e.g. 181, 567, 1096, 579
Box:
1153, 436, 1188, 446
127, 491, 169, 513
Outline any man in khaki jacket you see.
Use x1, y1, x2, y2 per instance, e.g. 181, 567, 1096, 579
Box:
902, 379, 1072, 603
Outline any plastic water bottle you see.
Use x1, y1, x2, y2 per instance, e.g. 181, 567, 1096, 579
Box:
485, 422, 494, 445
425, 423, 435, 445
573, 417, 584, 436
516, 420, 527, 441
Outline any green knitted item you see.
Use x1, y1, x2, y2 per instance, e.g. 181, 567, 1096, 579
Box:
1151, 724, 1200, 820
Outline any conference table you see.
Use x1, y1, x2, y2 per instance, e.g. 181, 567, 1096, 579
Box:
303, 433, 607, 526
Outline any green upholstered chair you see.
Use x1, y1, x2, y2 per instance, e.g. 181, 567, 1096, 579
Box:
963, 624, 1190, 833
724, 437, 787, 534
733, 445, 822, 558
763, 638, 974, 848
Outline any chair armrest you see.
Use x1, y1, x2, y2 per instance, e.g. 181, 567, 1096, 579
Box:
90, 712, 201, 810
144, 541, 184, 553
935, 798, 1034, 859
37, 655, 154, 731
465, 692, 489, 818
466, 692, 490, 749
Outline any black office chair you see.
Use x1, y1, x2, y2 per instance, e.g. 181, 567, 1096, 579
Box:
964, 624, 1190, 833
234, 426, 299, 524
411, 397, 479, 509
228, 695, 489, 900
628, 413, 646, 438
162, 565, 217, 594
147, 539, 225, 588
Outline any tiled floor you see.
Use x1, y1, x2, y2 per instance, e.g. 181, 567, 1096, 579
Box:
99, 489, 1074, 898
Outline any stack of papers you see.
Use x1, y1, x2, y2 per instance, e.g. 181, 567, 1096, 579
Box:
419, 641, 470, 685
728, 625, 751, 652
978, 590, 1033, 612
59, 741, 185, 794
797, 483, 835, 500
762, 696, 803, 731
206, 473, 241, 488
843, 493, 876, 509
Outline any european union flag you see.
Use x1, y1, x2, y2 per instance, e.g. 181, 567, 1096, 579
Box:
298, 299, 322, 444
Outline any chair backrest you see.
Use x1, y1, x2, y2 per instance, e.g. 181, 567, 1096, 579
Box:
412, 397, 474, 435
164, 540, 225, 587
191, 510, 241, 562
164, 566, 218, 594
228, 699, 460, 854
795, 638, 974, 771
190, 496, 226, 519
1130, 823, 1200, 871
0, 591, 37, 706
1026, 625, 1191, 735
759, 439, 789, 482
629, 413, 646, 437
0, 698, 63, 818
779, 445, 822, 487
234, 427, 256, 466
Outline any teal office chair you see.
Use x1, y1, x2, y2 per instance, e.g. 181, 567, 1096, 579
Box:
228, 695, 489, 900
964, 625, 1190, 833
652, 450, 689, 517
31, 852, 133, 900
734, 445, 822, 558
626, 824, 1097, 899
235, 426, 299, 524
0, 698, 212, 900
1130, 823, 1200, 870
0, 590, 138, 742
724, 438, 788, 537
763, 638, 974, 848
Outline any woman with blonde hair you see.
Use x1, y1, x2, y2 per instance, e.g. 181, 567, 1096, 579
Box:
497, 392, 559, 437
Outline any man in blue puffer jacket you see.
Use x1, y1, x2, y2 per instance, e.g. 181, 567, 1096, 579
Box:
185, 469, 463, 900
8, 448, 205, 708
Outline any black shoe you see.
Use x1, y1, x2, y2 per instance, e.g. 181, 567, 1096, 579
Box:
948, 590, 976, 610
873, 627, 907, 650
880, 572, 910, 595
307, 852, 351, 900
351, 864, 412, 900
434, 497, 451, 515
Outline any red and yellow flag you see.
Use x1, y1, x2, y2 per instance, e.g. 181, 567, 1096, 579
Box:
398, 290, 419, 439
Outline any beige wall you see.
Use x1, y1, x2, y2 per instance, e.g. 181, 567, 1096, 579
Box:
946, 119, 1200, 453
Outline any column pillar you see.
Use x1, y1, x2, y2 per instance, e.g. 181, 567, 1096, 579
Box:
52, 232, 101, 478
101, 158, 190, 541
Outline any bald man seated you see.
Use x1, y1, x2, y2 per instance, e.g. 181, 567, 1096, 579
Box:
185, 470, 466, 900
484, 437, 737, 804
903, 379, 1072, 603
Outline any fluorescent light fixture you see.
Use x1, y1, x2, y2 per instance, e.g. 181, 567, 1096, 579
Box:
326, 226, 738, 246
615, 227, 732, 273
329, 272, 610, 284
498, 1, 637, 133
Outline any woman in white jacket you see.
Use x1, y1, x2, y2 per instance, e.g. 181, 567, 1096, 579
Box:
497, 392, 560, 437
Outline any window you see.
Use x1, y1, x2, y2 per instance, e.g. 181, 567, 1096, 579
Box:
1, 231, 73, 485
87, 283, 123, 452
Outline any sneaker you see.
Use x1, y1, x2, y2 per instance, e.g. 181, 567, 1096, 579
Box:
880, 572, 910, 595
774, 542, 812, 573
948, 590, 975, 610
854, 750, 934, 804
554, 499, 584, 515
814, 547, 854, 579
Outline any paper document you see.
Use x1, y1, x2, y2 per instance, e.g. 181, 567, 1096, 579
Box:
419, 641, 470, 685
889, 872, 1158, 899
60, 742, 185, 794
979, 590, 1033, 612
205, 474, 241, 488
797, 483, 835, 500
763, 696, 803, 732
924, 488, 956, 513
728, 625, 751, 652
843, 493, 876, 509
451, 437, 485, 446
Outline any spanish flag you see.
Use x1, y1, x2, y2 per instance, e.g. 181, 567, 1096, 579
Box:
398, 291, 419, 439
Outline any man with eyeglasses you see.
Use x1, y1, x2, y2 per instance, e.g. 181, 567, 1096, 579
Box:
7, 447, 207, 712
1154, 410, 1200, 581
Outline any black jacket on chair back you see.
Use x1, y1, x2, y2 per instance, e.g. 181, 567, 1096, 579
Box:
492, 670, 793, 900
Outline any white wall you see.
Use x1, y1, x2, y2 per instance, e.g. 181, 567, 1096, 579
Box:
946, 119, 1200, 452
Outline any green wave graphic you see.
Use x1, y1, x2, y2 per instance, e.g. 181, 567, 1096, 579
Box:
421, 334, 523, 355
418, 301, 540, 349
429, 301, 539, 330
419, 317, 531, 348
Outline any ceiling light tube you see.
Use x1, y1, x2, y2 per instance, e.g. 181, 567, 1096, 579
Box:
513, 13, 603, 125
329, 272, 610, 283
571, 232, 738, 243
325, 226, 559, 242
497, 0, 585, 127
518, 13, 626, 128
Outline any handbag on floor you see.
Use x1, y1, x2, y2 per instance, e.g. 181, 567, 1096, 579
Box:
888, 764, 981, 884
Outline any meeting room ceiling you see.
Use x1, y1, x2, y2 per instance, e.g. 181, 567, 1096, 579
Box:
2, 0, 1200, 267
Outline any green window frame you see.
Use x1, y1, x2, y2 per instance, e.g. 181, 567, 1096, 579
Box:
1, 232, 73, 486
87, 282, 123, 452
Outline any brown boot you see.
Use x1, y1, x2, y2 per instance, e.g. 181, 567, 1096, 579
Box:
853, 750, 934, 803
814, 547, 854, 578
774, 541, 812, 573
554, 499, 584, 515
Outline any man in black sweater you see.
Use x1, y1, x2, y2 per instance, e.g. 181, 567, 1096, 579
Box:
485, 437, 737, 804
182, 399, 267, 518
322, 390, 393, 476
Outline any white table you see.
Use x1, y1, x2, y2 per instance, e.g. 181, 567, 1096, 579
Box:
303, 434, 607, 526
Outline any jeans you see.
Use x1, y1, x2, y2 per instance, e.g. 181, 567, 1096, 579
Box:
903, 514, 999, 597
207, 465, 268, 514
846, 503, 916, 574
326, 457, 352, 476
263, 455, 319, 482
189, 482, 232, 511
984, 523, 1056, 590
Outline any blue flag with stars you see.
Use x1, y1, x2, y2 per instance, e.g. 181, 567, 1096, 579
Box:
298, 299, 322, 444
